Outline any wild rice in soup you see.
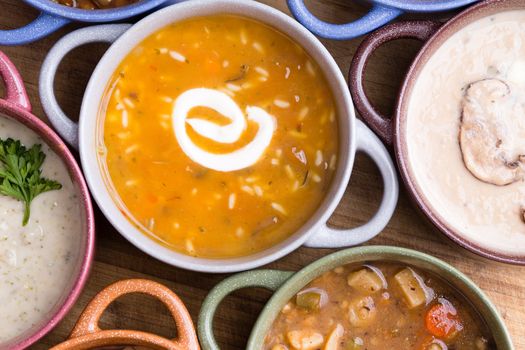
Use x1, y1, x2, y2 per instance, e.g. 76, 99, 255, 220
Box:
98, 15, 339, 258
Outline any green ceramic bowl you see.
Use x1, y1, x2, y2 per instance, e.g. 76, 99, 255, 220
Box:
198, 246, 514, 349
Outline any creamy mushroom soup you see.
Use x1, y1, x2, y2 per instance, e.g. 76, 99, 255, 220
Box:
406, 10, 525, 255
0, 115, 82, 343
98, 15, 339, 258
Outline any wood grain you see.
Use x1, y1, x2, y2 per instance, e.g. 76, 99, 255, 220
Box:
0, 1, 524, 349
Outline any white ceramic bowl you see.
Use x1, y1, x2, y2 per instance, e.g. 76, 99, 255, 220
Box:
40, 0, 398, 273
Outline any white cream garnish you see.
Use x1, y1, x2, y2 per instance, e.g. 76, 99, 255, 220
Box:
172, 88, 276, 172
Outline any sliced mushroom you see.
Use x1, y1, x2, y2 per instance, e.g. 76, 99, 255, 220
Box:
459, 78, 525, 185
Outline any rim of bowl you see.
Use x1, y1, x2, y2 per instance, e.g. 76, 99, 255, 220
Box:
372, 0, 480, 12
49, 330, 188, 350
23, 0, 170, 22
0, 100, 95, 350
394, 0, 525, 265
247, 245, 514, 350
78, 0, 356, 273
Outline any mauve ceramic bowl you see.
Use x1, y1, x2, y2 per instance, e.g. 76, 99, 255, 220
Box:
0, 51, 95, 350
349, 0, 525, 265
50, 279, 200, 350
198, 246, 514, 350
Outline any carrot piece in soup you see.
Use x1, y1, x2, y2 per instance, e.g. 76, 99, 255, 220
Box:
425, 299, 464, 339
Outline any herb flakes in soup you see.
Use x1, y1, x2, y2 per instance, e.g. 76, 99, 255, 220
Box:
98, 15, 339, 258
264, 262, 494, 350
0, 115, 82, 344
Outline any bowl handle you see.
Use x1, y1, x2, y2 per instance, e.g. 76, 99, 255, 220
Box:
0, 12, 70, 46
305, 119, 398, 248
287, 0, 402, 40
0, 51, 31, 111
39, 24, 131, 149
66, 279, 200, 350
198, 270, 294, 350
349, 20, 442, 145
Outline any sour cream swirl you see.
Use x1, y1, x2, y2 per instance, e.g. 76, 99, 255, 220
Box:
172, 88, 276, 172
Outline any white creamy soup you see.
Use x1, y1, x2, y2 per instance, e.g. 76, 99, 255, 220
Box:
0, 115, 82, 343
407, 10, 525, 255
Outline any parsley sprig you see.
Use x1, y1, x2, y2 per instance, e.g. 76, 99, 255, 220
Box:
0, 138, 62, 226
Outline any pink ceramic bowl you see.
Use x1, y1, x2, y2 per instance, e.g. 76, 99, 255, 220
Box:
0, 51, 95, 349
349, 0, 525, 265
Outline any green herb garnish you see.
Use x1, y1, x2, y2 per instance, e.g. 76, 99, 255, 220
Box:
0, 138, 62, 226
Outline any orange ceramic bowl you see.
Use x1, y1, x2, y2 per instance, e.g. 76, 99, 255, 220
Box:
51, 279, 200, 350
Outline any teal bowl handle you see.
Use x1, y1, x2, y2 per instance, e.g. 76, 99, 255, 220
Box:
198, 270, 294, 350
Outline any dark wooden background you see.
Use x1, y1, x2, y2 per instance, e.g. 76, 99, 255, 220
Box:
1, 0, 523, 349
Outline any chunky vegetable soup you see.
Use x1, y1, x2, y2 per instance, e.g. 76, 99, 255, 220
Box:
98, 16, 339, 258
265, 263, 494, 350
53, 0, 140, 9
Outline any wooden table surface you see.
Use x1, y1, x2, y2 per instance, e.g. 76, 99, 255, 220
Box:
1, 1, 524, 349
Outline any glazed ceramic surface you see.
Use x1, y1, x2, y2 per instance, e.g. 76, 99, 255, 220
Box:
198, 246, 514, 350
0, 0, 176, 45
349, 0, 525, 265
0, 51, 95, 350
50, 279, 200, 350
286, 0, 480, 40
39, 0, 399, 273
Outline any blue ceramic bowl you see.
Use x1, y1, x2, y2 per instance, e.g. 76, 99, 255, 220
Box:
0, 0, 177, 46
287, 0, 481, 40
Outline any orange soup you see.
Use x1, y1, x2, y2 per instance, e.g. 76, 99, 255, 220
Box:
98, 15, 339, 258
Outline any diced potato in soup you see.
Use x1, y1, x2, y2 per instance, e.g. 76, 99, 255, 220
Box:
287, 330, 324, 350
394, 267, 434, 309
324, 324, 344, 350
264, 263, 495, 350
347, 266, 386, 294
348, 296, 377, 327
